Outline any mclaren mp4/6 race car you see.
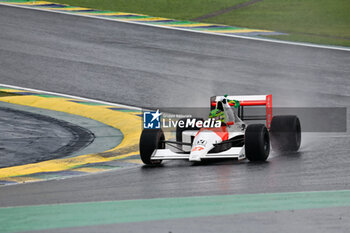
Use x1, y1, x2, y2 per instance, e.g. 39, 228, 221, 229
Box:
139, 95, 301, 165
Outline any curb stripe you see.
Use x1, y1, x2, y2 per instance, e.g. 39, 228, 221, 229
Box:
0, 85, 142, 183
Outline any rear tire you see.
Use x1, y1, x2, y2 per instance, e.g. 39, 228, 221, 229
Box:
245, 124, 270, 162
270, 115, 301, 152
139, 129, 165, 165
176, 118, 204, 142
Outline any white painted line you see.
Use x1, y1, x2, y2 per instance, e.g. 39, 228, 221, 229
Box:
0, 83, 142, 110
1, 2, 350, 52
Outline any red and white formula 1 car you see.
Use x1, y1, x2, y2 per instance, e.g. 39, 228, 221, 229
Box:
139, 95, 301, 165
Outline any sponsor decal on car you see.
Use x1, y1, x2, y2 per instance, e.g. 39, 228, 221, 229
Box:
192, 146, 205, 152
196, 139, 207, 147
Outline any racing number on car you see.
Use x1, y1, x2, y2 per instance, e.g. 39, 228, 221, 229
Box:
192, 146, 204, 152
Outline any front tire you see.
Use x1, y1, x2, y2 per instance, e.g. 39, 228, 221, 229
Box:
139, 129, 165, 165
245, 124, 270, 162
270, 115, 301, 152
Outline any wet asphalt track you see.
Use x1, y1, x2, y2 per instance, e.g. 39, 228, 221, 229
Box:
0, 105, 94, 168
0, 4, 350, 233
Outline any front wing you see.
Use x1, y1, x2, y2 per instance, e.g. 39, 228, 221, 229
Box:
151, 147, 246, 161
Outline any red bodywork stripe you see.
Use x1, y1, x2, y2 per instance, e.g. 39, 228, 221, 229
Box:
196, 126, 229, 141
238, 100, 266, 106
266, 94, 272, 129
211, 100, 267, 107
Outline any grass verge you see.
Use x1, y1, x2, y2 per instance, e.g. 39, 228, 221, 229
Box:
44, 0, 350, 47
52, 0, 247, 20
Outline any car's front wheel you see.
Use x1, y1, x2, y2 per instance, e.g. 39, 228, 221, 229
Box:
139, 128, 165, 165
245, 124, 270, 162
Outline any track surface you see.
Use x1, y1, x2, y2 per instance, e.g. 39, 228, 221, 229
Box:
1, 4, 350, 232
0, 105, 94, 168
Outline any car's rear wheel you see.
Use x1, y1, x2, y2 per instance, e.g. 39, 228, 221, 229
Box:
245, 124, 270, 162
176, 118, 204, 142
139, 128, 165, 165
270, 115, 301, 152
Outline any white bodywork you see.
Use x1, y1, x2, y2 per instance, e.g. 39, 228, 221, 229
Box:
151, 129, 246, 161
151, 96, 252, 162
150, 95, 271, 162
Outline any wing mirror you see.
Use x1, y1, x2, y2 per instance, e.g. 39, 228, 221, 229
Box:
226, 121, 234, 126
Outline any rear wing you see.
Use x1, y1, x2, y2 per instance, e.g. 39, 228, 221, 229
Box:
210, 95, 272, 128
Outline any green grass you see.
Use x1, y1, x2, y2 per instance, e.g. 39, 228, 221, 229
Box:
53, 0, 247, 20
51, 0, 349, 47
206, 0, 350, 47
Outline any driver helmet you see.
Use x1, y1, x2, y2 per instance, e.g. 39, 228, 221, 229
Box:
209, 109, 226, 123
